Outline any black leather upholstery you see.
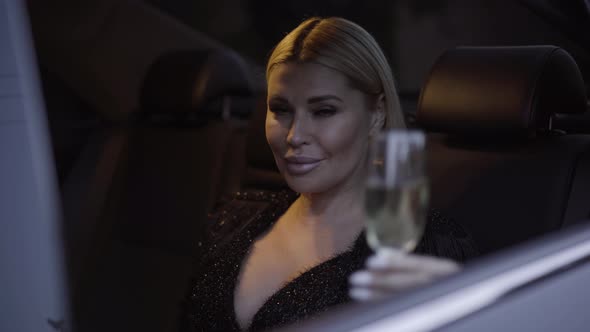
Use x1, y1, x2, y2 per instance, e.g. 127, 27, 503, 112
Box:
553, 110, 590, 134
123, 47, 254, 253
137, 49, 256, 132
242, 97, 286, 190
418, 46, 587, 137
140, 49, 253, 117
29, 1, 257, 331
418, 46, 590, 255
426, 134, 590, 254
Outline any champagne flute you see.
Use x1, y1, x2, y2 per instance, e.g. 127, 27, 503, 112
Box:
365, 130, 429, 252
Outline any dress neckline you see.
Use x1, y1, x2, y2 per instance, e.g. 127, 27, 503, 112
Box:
228, 193, 368, 331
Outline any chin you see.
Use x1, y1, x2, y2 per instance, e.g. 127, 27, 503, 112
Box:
283, 174, 332, 195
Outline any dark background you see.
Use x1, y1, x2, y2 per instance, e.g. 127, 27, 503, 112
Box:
145, 0, 590, 93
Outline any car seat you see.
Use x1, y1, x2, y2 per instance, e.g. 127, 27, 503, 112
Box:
417, 45, 590, 255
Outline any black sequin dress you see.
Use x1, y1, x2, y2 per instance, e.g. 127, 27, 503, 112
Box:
181, 190, 478, 332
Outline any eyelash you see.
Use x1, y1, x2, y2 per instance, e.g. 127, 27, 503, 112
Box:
269, 106, 290, 115
269, 107, 337, 118
313, 108, 337, 117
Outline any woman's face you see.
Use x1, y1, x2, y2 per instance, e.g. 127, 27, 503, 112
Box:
265, 62, 382, 195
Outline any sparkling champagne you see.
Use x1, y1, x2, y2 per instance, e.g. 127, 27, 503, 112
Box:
365, 177, 429, 252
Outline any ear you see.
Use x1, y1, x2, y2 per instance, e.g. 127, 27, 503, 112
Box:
369, 93, 386, 136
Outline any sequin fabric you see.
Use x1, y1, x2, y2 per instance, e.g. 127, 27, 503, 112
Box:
180, 189, 478, 332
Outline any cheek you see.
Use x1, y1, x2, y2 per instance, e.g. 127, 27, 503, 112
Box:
321, 115, 369, 160
265, 114, 284, 153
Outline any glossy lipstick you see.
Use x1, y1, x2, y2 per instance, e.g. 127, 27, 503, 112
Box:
284, 156, 322, 176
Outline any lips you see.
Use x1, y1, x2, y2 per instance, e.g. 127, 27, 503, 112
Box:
283, 156, 323, 175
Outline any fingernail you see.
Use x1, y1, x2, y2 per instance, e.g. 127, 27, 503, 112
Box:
349, 288, 373, 301
367, 255, 384, 267
349, 271, 372, 285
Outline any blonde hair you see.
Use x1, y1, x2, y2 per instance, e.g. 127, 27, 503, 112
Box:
266, 17, 405, 129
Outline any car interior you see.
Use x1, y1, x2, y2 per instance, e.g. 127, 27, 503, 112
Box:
15, 0, 590, 331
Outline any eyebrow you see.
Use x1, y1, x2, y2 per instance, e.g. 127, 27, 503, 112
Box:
268, 95, 288, 104
268, 95, 343, 104
307, 95, 343, 103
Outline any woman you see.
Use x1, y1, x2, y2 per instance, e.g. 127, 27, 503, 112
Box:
182, 17, 478, 332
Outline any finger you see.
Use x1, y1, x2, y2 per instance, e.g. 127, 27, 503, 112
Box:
369, 248, 453, 268
350, 270, 433, 290
349, 287, 390, 302
349, 271, 374, 286
348, 270, 380, 287
367, 251, 460, 276
375, 247, 405, 259
367, 255, 459, 276
367, 271, 433, 290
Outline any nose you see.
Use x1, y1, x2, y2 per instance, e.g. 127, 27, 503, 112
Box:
286, 113, 310, 147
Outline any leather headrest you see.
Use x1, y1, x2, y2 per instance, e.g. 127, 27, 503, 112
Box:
242, 97, 286, 189
417, 46, 587, 136
140, 49, 253, 114
246, 97, 276, 170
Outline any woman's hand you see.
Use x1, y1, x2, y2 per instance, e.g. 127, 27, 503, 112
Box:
349, 248, 460, 301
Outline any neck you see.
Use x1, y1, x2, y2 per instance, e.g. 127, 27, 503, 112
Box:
291, 183, 365, 230
285, 185, 365, 255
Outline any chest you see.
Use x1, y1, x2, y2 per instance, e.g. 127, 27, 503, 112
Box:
233, 231, 327, 330
190, 227, 369, 332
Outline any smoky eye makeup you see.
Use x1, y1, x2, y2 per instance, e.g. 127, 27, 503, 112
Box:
312, 105, 338, 117
268, 100, 292, 115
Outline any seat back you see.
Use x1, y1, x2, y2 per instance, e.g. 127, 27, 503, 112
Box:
74, 48, 253, 332
30, 0, 260, 329
418, 46, 590, 254
121, 48, 254, 254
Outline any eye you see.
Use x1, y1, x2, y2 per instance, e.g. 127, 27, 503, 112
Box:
313, 107, 337, 117
268, 105, 291, 115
